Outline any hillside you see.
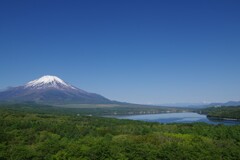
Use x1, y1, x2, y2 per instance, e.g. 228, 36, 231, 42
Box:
200, 106, 240, 120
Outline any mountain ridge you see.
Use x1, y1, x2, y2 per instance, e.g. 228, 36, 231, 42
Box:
0, 75, 113, 104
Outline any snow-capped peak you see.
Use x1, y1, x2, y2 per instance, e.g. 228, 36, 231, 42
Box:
27, 75, 67, 86
25, 75, 76, 90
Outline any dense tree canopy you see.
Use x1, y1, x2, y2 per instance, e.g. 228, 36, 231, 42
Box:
0, 106, 240, 159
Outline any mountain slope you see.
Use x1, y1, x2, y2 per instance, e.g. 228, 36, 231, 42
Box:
0, 75, 112, 104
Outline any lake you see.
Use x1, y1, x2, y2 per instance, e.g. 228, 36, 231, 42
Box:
112, 112, 240, 125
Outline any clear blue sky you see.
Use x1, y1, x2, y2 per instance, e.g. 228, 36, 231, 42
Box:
1, 0, 240, 104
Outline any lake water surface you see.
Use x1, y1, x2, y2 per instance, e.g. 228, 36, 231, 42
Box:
113, 112, 240, 125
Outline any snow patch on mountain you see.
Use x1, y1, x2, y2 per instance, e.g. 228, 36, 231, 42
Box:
0, 75, 112, 104
25, 75, 76, 90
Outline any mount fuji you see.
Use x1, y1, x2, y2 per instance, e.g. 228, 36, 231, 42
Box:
0, 75, 112, 104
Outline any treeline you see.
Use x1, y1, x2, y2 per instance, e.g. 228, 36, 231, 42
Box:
0, 103, 188, 116
200, 106, 240, 120
0, 107, 240, 159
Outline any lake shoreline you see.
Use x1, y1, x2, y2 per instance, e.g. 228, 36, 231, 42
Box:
207, 115, 240, 121
110, 112, 240, 125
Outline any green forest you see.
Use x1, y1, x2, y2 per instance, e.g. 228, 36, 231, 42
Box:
200, 106, 240, 120
1, 105, 240, 160
0, 103, 188, 116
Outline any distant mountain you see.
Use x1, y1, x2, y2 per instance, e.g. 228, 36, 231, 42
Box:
0, 75, 112, 104
191, 101, 240, 108
206, 101, 240, 107
159, 101, 240, 108
158, 102, 210, 108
